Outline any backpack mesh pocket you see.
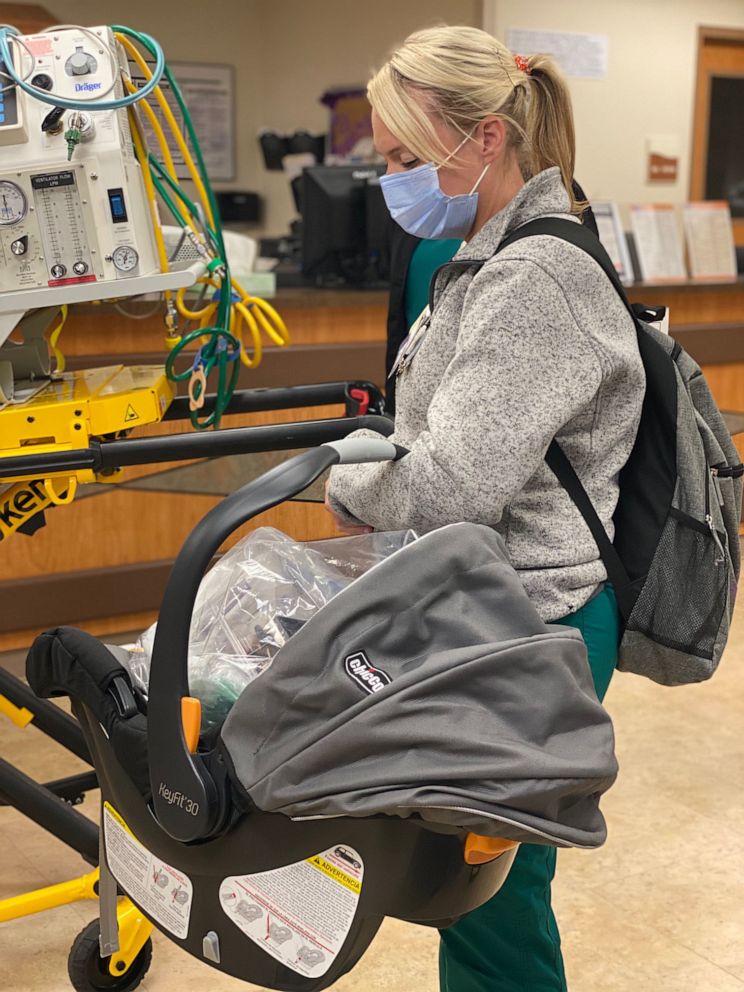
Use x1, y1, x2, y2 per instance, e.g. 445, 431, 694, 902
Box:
627, 509, 728, 659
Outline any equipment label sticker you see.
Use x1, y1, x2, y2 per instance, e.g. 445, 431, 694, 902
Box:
103, 802, 193, 939
219, 844, 364, 978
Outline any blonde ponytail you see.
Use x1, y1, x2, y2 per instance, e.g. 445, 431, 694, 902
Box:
368, 26, 586, 214
523, 54, 585, 213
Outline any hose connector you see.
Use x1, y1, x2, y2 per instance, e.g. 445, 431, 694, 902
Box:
64, 111, 84, 160
164, 298, 180, 347
182, 226, 213, 264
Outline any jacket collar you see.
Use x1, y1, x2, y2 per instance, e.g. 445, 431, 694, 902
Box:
454, 167, 572, 262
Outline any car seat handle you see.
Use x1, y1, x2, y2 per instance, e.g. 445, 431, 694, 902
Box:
147, 440, 407, 842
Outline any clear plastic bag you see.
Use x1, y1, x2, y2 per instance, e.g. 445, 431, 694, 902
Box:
120, 527, 416, 729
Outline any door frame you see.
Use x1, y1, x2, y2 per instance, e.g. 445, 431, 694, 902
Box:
690, 26, 744, 245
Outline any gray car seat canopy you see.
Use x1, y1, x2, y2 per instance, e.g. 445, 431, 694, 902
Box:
221, 523, 617, 848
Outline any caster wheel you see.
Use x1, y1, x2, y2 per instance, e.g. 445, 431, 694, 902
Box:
68, 919, 153, 992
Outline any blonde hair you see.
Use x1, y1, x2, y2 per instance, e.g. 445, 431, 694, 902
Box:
368, 25, 584, 214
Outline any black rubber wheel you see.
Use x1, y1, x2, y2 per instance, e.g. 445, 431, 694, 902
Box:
68, 919, 153, 992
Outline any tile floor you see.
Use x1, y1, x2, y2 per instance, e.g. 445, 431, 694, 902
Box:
1, 601, 744, 992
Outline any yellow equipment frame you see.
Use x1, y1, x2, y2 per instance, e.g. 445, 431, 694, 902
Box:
0, 364, 174, 485
0, 689, 154, 976
0, 867, 154, 976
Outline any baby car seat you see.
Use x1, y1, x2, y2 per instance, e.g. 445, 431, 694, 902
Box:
26, 439, 616, 991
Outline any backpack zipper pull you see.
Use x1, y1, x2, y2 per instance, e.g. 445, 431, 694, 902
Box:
705, 513, 726, 565
711, 467, 725, 507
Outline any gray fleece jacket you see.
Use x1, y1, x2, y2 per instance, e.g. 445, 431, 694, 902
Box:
328, 168, 645, 621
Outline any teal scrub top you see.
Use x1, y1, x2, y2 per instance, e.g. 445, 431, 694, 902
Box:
403, 238, 462, 331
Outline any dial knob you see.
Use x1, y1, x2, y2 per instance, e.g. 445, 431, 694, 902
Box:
69, 51, 92, 75
10, 236, 28, 256
50, 263, 67, 279
65, 47, 98, 78
72, 260, 88, 275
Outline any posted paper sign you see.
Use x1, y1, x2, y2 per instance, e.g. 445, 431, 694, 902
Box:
630, 204, 687, 282
129, 61, 235, 181
506, 28, 608, 80
682, 202, 737, 280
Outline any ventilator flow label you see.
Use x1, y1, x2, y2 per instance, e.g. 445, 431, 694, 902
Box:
103, 802, 193, 939
219, 844, 364, 978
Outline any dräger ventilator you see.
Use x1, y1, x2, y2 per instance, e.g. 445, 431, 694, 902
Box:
0, 22, 291, 538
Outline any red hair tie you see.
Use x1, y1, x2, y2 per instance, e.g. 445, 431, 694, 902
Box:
514, 54, 531, 75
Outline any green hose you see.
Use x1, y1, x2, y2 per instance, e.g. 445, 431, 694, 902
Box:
118, 25, 234, 429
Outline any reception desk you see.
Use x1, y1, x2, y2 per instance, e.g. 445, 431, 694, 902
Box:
1, 277, 742, 649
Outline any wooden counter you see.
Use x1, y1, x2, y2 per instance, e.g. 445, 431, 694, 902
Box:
1, 277, 743, 650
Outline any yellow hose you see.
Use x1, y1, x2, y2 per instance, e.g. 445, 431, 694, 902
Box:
127, 106, 170, 279
122, 76, 178, 183
116, 33, 215, 230
48, 304, 68, 373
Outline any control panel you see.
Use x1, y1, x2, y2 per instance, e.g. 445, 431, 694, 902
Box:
0, 27, 160, 297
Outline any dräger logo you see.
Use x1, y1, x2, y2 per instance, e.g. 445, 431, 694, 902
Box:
75, 80, 102, 92
158, 782, 200, 816
344, 651, 392, 695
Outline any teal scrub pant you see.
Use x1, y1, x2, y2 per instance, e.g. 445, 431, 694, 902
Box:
439, 584, 620, 992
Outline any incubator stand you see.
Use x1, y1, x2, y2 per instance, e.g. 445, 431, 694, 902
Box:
0, 21, 397, 991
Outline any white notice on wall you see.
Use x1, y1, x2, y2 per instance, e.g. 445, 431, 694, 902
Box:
593, 201, 634, 284
630, 204, 687, 282
682, 202, 737, 280
506, 28, 608, 80
129, 61, 235, 181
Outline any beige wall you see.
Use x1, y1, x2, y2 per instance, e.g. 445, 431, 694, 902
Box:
483, 0, 744, 209
252, 0, 482, 233
13, 0, 744, 233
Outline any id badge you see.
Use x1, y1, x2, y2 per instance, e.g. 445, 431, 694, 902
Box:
389, 306, 431, 378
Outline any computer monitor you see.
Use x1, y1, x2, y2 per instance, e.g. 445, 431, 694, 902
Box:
365, 176, 393, 281
301, 165, 392, 286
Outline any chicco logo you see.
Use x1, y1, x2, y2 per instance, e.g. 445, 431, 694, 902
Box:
75, 81, 102, 92
344, 651, 392, 695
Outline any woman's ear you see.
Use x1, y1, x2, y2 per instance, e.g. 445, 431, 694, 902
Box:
480, 116, 508, 163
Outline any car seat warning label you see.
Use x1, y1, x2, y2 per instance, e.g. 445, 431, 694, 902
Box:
103, 802, 193, 939
219, 844, 364, 978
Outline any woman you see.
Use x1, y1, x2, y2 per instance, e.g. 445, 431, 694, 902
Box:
325, 25, 645, 992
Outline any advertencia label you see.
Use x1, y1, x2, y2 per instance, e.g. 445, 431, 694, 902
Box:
219, 845, 364, 978
103, 803, 193, 939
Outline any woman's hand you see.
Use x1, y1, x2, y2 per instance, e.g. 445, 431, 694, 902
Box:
324, 479, 374, 535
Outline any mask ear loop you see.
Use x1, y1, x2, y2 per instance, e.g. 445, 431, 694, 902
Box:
436, 127, 490, 193
436, 128, 477, 170
469, 162, 491, 194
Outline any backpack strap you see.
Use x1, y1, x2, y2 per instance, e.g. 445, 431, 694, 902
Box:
498, 216, 635, 317
495, 217, 638, 620
543, 441, 635, 620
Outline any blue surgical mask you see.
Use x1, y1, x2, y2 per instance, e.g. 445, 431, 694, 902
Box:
379, 132, 490, 240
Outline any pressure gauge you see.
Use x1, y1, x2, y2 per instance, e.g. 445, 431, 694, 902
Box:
0, 182, 27, 226
111, 245, 139, 273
